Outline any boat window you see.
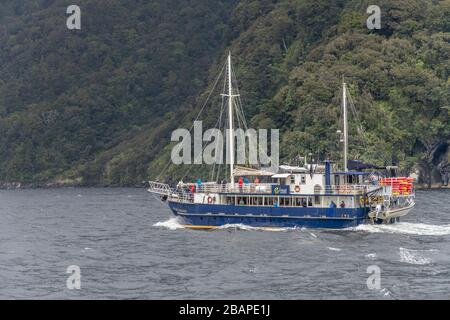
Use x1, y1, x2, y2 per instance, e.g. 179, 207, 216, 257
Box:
300, 175, 306, 184
281, 197, 290, 207
301, 198, 307, 207
286, 197, 292, 206
335, 175, 340, 185
265, 197, 274, 206
347, 175, 357, 184
290, 176, 295, 184
314, 185, 321, 205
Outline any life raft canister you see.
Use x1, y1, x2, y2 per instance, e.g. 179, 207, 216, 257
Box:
294, 185, 300, 192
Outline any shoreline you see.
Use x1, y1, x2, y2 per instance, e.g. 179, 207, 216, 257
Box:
0, 181, 149, 190
416, 185, 450, 190
1, 182, 448, 191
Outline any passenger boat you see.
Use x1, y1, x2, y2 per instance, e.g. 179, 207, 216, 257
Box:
148, 54, 415, 229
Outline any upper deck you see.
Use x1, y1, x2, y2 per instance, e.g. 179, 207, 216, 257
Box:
189, 182, 371, 196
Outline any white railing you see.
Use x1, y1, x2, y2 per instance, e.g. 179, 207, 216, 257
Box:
149, 181, 371, 201
170, 191, 194, 203
323, 185, 368, 194
181, 183, 370, 195
148, 181, 172, 196
148, 181, 194, 203
193, 183, 275, 194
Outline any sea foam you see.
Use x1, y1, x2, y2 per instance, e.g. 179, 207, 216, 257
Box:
153, 217, 185, 230
398, 247, 434, 265
350, 222, 450, 236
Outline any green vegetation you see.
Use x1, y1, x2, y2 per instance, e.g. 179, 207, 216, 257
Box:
0, 0, 449, 186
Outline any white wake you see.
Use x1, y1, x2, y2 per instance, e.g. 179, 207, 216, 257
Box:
154, 218, 450, 236
218, 224, 302, 232
153, 217, 185, 230
350, 222, 450, 236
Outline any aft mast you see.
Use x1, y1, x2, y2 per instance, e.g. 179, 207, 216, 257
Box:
227, 53, 235, 183
342, 80, 348, 172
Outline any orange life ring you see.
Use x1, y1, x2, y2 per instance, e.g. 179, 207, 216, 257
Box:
207, 196, 213, 204
294, 185, 300, 192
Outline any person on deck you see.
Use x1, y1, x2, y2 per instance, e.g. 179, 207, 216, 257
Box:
254, 177, 260, 184
340, 201, 346, 208
302, 199, 307, 207
238, 177, 243, 192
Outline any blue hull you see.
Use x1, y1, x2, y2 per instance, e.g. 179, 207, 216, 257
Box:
168, 201, 370, 229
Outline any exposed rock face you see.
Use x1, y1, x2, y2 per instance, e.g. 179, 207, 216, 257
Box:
419, 140, 449, 188
439, 163, 449, 187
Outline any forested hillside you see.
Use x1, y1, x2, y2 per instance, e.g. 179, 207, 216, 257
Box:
0, 0, 449, 187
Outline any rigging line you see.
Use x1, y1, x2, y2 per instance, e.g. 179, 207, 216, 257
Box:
156, 61, 227, 181
215, 69, 231, 183
235, 100, 247, 132
233, 100, 252, 167
181, 91, 228, 182
345, 87, 370, 157
210, 92, 226, 181
214, 106, 225, 182
347, 91, 365, 136
230, 68, 243, 112
346, 88, 391, 165
182, 113, 223, 182
237, 99, 248, 131
347, 91, 369, 145
211, 73, 227, 181
231, 67, 248, 130
215, 71, 229, 182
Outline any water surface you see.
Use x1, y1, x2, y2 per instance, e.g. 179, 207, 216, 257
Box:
0, 188, 449, 299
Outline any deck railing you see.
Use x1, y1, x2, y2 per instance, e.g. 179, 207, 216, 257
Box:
148, 181, 172, 196
149, 181, 374, 205
148, 181, 195, 203
324, 185, 368, 195
194, 183, 275, 194
170, 190, 194, 203
185, 183, 370, 195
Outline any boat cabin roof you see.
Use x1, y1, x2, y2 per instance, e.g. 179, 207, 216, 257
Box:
333, 171, 372, 175
271, 173, 291, 178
